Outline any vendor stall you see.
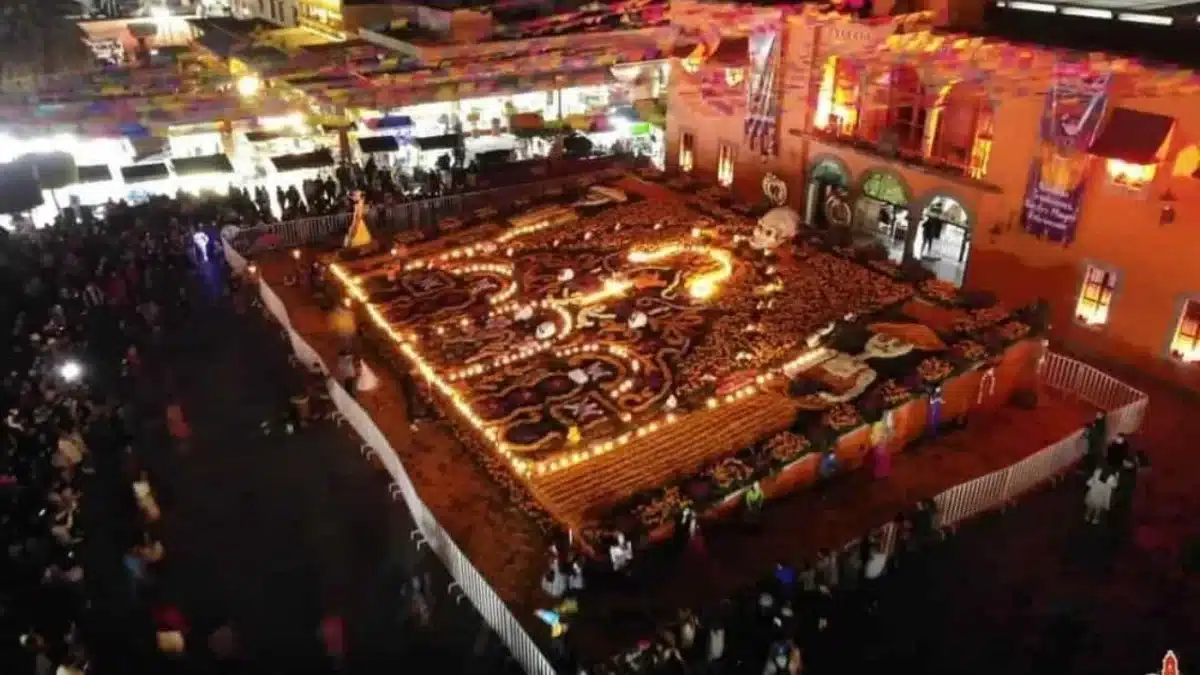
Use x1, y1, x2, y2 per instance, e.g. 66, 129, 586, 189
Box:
67, 165, 119, 206
119, 163, 173, 201
357, 135, 403, 168
410, 134, 463, 169
170, 154, 236, 194
270, 149, 336, 175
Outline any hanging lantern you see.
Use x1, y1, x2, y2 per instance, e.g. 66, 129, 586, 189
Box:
725, 67, 745, 87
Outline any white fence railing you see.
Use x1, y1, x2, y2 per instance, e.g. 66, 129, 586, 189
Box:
221, 236, 1148, 674
929, 351, 1147, 531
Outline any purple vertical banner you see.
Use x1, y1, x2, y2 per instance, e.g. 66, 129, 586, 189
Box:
1020, 64, 1112, 243
744, 26, 781, 156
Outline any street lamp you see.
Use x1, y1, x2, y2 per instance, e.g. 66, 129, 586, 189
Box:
58, 360, 83, 383
237, 74, 262, 98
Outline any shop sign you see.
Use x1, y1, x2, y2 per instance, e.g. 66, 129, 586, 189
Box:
820, 22, 896, 55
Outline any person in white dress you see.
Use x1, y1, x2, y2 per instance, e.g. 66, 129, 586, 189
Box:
1084, 467, 1119, 524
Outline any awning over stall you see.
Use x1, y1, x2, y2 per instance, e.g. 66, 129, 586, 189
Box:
1089, 107, 1175, 164
120, 163, 170, 183
171, 154, 234, 177
76, 165, 113, 184
475, 148, 514, 167
369, 115, 413, 131
270, 149, 335, 172
245, 130, 293, 143
413, 134, 462, 152
129, 137, 169, 162
358, 135, 400, 154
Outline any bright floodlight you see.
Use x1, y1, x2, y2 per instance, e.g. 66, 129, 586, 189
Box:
59, 360, 83, 383
237, 75, 262, 98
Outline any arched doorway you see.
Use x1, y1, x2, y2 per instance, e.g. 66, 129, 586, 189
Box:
804, 156, 852, 228
910, 194, 972, 286
855, 170, 911, 259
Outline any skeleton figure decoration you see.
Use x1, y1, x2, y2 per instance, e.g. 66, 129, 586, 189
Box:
751, 207, 800, 251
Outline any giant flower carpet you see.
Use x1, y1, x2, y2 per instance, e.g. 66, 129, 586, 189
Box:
252, 171, 1092, 657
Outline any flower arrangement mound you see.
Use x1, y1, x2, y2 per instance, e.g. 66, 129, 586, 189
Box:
588, 430, 814, 543
327, 171, 1050, 557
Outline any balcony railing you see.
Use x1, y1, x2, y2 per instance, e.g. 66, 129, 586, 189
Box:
806, 126, 997, 189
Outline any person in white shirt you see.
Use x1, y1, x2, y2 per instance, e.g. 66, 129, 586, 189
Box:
609, 533, 633, 573
863, 545, 888, 581
1084, 467, 1119, 524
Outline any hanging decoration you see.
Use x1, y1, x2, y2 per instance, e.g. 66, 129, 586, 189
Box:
762, 173, 788, 205
1020, 63, 1112, 244
745, 24, 782, 156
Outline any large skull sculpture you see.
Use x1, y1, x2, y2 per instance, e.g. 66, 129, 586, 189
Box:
751, 207, 800, 251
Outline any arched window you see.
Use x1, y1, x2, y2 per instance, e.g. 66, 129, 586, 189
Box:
861, 171, 909, 206
813, 56, 863, 137
929, 82, 995, 178
858, 65, 928, 154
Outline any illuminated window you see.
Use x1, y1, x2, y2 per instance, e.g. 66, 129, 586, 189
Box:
717, 142, 735, 187
679, 132, 694, 173
1075, 264, 1118, 327
968, 108, 994, 179
813, 56, 861, 136
858, 65, 927, 154
1106, 159, 1157, 193
928, 83, 994, 179
1170, 300, 1200, 362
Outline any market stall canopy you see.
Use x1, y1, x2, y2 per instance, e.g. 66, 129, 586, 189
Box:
358, 136, 401, 154
413, 134, 462, 152
1089, 107, 1175, 165
475, 148, 514, 167
270, 149, 335, 173
317, 119, 356, 133
130, 136, 169, 162
77, 165, 114, 184
120, 163, 170, 184
368, 115, 413, 131
171, 154, 234, 177
245, 130, 295, 143
510, 112, 544, 131
0, 162, 43, 215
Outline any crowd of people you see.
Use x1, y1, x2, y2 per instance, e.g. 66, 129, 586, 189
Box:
0, 190, 261, 674
552, 499, 941, 675
272, 154, 508, 224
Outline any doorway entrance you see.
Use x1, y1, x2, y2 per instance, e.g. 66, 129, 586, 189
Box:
911, 195, 971, 286
804, 158, 851, 228
854, 170, 910, 258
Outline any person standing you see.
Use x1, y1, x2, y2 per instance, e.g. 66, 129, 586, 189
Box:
816, 449, 839, 499
320, 614, 346, 672
1082, 412, 1107, 476
1083, 466, 1119, 525
165, 400, 191, 452
337, 349, 358, 398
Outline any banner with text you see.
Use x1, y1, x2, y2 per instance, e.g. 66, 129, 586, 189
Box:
1021, 65, 1112, 243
